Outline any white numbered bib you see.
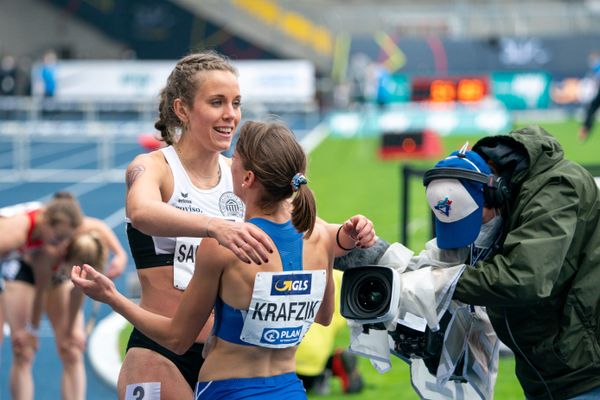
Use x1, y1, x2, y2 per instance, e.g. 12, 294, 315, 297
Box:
172, 216, 243, 290
240, 269, 326, 348
125, 382, 161, 400
1, 257, 20, 281
173, 237, 201, 290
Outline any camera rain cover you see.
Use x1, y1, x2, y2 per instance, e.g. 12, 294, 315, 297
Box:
410, 304, 499, 400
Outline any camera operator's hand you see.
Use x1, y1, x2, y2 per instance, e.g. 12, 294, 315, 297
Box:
340, 215, 376, 251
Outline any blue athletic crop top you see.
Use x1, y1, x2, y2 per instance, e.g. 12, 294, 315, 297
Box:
212, 218, 303, 346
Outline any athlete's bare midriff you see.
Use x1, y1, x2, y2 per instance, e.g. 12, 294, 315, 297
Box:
137, 266, 213, 343
199, 337, 296, 381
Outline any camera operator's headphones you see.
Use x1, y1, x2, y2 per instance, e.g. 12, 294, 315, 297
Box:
423, 167, 510, 209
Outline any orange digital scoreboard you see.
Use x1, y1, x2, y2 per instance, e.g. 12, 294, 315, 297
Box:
410, 76, 489, 103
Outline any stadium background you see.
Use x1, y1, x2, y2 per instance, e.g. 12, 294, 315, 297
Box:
1, 0, 600, 398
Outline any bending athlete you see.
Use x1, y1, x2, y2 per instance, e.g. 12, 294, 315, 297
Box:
0, 192, 83, 400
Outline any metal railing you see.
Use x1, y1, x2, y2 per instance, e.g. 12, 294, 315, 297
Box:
0, 96, 321, 183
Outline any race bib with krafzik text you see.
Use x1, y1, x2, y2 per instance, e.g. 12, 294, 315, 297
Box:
240, 269, 326, 348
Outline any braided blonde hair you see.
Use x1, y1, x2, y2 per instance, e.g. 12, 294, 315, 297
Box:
154, 51, 238, 145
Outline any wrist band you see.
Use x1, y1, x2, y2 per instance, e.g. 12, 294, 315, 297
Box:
25, 322, 39, 337
336, 225, 355, 251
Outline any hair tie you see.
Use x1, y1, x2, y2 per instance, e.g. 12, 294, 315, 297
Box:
291, 173, 308, 192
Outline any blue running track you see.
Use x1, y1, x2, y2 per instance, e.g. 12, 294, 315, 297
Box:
1, 140, 144, 399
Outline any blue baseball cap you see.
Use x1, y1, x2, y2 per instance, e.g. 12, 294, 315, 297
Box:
425, 147, 492, 249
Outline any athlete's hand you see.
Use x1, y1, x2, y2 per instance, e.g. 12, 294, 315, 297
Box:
209, 219, 273, 264
71, 264, 117, 305
342, 215, 376, 249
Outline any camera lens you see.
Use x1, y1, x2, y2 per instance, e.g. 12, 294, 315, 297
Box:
345, 269, 392, 319
357, 278, 386, 312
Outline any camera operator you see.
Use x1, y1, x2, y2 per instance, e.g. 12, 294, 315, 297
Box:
398, 143, 503, 399
341, 150, 501, 399
432, 126, 600, 400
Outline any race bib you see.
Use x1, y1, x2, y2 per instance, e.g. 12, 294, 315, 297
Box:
173, 237, 201, 290
125, 382, 161, 400
1, 257, 21, 281
240, 269, 326, 348
172, 216, 243, 290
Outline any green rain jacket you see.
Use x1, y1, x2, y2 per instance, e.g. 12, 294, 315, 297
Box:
454, 126, 600, 400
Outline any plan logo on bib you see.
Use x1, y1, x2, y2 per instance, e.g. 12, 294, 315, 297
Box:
260, 326, 303, 345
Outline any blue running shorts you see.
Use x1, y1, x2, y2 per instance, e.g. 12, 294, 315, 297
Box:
195, 372, 306, 400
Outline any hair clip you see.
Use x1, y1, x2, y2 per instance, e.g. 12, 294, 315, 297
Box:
291, 173, 308, 192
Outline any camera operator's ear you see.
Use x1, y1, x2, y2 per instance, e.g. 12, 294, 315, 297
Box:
483, 175, 510, 208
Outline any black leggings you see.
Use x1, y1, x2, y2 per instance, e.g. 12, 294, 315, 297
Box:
1, 258, 69, 286
1, 258, 34, 284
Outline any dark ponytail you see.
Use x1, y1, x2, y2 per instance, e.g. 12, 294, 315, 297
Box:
291, 183, 317, 237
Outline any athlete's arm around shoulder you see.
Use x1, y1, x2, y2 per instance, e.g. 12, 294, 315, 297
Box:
125, 150, 208, 238
308, 221, 335, 326
318, 215, 376, 258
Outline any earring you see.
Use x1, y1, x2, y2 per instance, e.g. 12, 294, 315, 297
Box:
242, 183, 245, 188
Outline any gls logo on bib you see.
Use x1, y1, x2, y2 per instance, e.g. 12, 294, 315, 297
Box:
270, 274, 312, 296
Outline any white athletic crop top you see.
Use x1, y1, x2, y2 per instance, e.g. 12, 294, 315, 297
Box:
126, 146, 245, 282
